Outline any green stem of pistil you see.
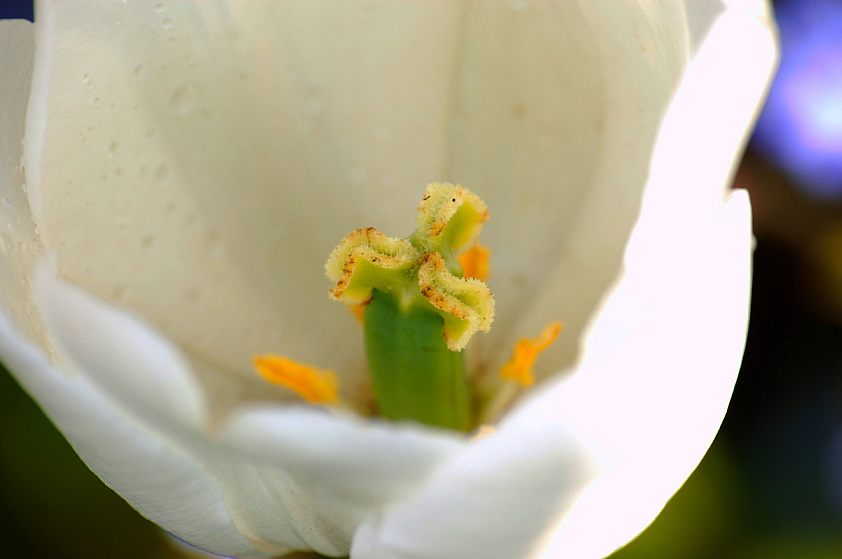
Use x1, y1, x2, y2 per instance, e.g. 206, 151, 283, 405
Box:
364, 288, 471, 431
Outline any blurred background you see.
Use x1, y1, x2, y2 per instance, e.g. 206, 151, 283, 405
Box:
3, 0, 842, 557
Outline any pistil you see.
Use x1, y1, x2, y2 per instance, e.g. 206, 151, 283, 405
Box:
324, 183, 494, 431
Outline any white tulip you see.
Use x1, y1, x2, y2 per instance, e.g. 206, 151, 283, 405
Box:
0, 1, 776, 558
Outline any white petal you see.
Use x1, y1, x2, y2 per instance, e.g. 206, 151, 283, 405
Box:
0, 20, 44, 343
27, 260, 469, 555
217, 408, 465, 555
221, 408, 463, 502
351, 423, 594, 559
483, 0, 692, 376
1, 26, 262, 556
502, 4, 777, 558
683, 2, 724, 52
527, 193, 753, 559
24, 0, 482, 384
32, 257, 207, 432
25, 1, 692, 390
0, 317, 267, 558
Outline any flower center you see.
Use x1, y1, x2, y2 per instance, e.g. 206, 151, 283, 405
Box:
255, 183, 560, 432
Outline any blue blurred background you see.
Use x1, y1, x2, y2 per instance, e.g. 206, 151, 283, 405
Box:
4, 0, 842, 557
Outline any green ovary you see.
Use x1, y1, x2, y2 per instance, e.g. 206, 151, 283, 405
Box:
365, 288, 470, 431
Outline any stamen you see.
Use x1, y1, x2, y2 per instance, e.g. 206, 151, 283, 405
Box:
499, 322, 563, 386
322, 183, 495, 430
471, 424, 497, 442
253, 354, 339, 404
458, 244, 490, 281
348, 301, 368, 324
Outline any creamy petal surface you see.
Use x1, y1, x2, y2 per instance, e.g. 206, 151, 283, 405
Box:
0, 26, 265, 552
24, 0, 690, 388
352, 423, 593, 559
0, 20, 42, 342
0, 313, 270, 557
504, 3, 777, 557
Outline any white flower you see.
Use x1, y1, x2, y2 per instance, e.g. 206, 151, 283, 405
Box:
0, 2, 776, 558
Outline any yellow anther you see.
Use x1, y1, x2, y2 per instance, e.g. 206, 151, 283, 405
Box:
348, 301, 368, 324
499, 322, 563, 386
471, 424, 497, 442
458, 244, 491, 281
253, 354, 339, 404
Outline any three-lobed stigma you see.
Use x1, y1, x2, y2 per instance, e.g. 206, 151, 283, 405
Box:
322, 183, 495, 430
325, 183, 495, 351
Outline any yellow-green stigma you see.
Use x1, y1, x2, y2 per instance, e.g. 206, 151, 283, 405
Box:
256, 183, 562, 432
325, 183, 493, 430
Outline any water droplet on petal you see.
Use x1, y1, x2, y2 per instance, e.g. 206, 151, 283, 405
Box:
206, 230, 225, 258
186, 286, 201, 304
113, 283, 130, 301
170, 85, 197, 115
154, 164, 169, 181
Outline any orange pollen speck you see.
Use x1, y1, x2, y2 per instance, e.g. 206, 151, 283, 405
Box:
499, 321, 563, 387
471, 424, 497, 442
348, 301, 368, 325
458, 244, 490, 281
253, 354, 339, 404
